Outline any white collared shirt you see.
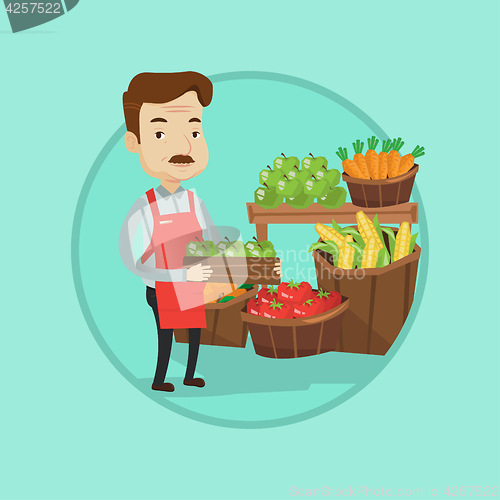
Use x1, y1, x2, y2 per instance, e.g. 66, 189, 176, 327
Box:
119, 185, 220, 287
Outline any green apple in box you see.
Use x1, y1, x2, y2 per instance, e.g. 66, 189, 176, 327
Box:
186, 238, 215, 257
259, 165, 281, 188
277, 174, 303, 198
198, 241, 215, 256
245, 237, 276, 258
245, 237, 274, 253
302, 153, 328, 176
217, 236, 238, 255
304, 174, 329, 198
186, 241, 199, 256
224, 240, 248, 257
318, 186, 347, 209
273, 153, 299, 176
285, 190, 315, 209
254, 185, 282, 209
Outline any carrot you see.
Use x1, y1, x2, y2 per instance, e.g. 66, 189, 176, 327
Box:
388, 137, 405, 178
398, 145, 425, 176
352, 139, 370, 179
336, 147, 363, 178
378, 139, 392, 179
365, 136, 380, 179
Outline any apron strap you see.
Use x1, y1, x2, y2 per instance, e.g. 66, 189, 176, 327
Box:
140, 189, 159, 264
146, 189, 160, 218
187, 190, 195, 213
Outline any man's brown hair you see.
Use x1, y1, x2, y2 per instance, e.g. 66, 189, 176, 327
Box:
123, 72, 213, 143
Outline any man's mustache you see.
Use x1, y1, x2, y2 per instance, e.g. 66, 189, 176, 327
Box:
169, 155, 194, 164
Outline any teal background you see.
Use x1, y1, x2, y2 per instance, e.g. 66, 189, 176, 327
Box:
74, 73, 427, 427
1, 0, 499, 498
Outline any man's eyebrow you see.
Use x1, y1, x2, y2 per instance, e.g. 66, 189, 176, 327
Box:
150, 117, 168, 123
188, 117, 201, 123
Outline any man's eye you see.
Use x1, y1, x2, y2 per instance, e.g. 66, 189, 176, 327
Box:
192, 131, 201, 139
155, 132, 165, 140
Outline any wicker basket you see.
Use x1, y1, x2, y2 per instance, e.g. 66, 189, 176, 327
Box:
241, 295, 349, 358
313, 230, 420, 355
174, 285, 258, 348
343, 164, 418, 208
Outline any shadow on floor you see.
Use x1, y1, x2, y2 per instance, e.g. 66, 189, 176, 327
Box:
137, 337, 385, 398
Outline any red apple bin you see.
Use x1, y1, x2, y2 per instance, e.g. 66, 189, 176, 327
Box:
343, 164, 418, 208
240, 294, 349, 359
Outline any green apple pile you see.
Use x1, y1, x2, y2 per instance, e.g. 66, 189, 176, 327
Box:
254, 153, 347, 210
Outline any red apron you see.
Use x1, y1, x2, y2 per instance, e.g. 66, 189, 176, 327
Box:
141, 188, 207, 329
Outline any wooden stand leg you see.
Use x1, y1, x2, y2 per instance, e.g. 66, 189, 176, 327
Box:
256, 224, 268, 241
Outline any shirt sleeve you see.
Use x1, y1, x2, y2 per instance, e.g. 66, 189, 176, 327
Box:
199, 199, 222, 244
119, 197, 187, 283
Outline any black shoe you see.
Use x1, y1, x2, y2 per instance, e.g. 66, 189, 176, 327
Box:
183, 378, 205, 388
151, 382, 175, 392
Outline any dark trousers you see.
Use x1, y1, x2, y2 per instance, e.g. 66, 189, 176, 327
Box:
146, 287, 201, 385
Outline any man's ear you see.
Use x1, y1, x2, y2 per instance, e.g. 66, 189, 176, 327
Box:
124, 131, 140, 152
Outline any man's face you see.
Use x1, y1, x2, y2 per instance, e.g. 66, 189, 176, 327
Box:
126, 91, 209, 182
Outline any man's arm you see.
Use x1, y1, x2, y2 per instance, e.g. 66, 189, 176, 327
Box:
199, 199, 222, 244
118, 198, 187, 282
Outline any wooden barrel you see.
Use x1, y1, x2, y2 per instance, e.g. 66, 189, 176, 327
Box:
174, 285, 258, 348
313, 233, 420, 355
241, 296, 349, 358
343, 164, 418, 208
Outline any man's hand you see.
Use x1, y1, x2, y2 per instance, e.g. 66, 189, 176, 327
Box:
187, 263, 213, 282
274, 260, 283, 277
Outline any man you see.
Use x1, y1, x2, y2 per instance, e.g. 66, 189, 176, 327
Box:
119, 72, 281, 393
119, 72, 217, 393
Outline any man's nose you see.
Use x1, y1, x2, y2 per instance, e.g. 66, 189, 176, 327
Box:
173, 133, 191, 155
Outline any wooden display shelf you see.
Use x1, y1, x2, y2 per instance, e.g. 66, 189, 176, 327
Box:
247, 202, 418, 241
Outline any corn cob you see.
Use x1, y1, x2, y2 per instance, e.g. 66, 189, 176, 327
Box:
338, 235, 354, 269
361, 238, 379, 269
315, 223, 345, 248
394, 221, 411, 261
356, 211, 383, 250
